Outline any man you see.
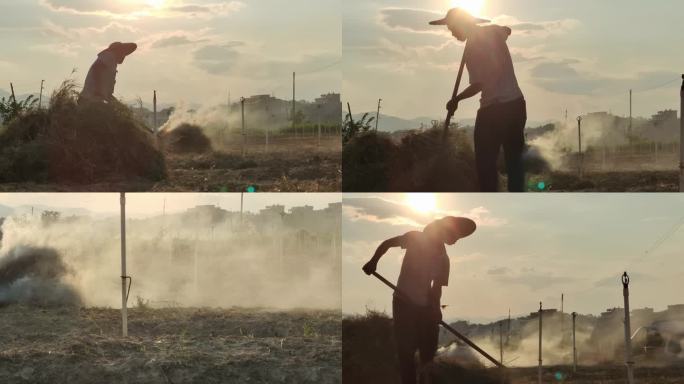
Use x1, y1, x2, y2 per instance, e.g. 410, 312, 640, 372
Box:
430, 9, 527, 192
80, 42, 137, 103
362, 216, 477, 384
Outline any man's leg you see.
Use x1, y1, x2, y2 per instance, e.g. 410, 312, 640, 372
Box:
417, 308, 440, 384
394, 298, 418, 384
502, 99, 527, 192
474, 105, 503, 192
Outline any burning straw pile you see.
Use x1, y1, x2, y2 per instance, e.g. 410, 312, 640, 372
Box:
0, 246, 81, 307
0, 81, 166, 184
160, 123, 212, 154
343, 128, 478, 192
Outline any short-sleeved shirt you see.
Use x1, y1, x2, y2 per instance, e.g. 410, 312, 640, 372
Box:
465, 25, 524, 108
395, 231, 450, 306
81, 50, 118, 102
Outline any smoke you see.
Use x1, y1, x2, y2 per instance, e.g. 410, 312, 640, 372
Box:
0, 206, 341, 310
528, 117, 631, 170
0, 245, 82, 306
159, 101, 288, 144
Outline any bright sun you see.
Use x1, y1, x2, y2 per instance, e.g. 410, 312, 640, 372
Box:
405, 193, 438, 214
450, 0, 485, 17
146, 0, 165, 8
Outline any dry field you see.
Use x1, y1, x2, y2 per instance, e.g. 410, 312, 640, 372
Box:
0, 305, 341, 384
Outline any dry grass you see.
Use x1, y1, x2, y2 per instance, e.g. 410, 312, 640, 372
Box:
0, 81, 165, 184
0, 304, 341, 384
343, 129, 478, 192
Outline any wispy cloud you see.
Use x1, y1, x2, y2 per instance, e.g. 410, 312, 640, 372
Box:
40, 0, 245, 20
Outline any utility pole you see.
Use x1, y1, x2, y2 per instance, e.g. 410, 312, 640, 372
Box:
241, 97, 246, 157
629, 89, 633, 139
292, 72, 296, 136
9, 83, 16, 104
622, 272, 635, 384
499, 321, 503, 365
375, 98, 382, 131
561, 293, 565, 346
153, 90, 158, 135
39, 80, 44, 108
679, 75, 684, 192
577, 116, 583, 178
572, 312, 578, 373
120, 192, 128, 338
538, 302, 543, 384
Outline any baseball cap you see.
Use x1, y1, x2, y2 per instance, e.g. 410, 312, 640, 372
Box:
429, 8, 489, 27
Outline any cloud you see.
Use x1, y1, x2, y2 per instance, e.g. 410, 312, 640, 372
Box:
192, 42, 244, 74
489, 267, 579, 290
40, 0, 245, 19
343, 197, 508, 229
149, 32, 209, 49
377, 8, 580, 39
378, 8, 444, 34
530, 60, 680, 95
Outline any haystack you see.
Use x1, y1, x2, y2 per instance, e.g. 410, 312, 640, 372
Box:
0, 81, 166, 183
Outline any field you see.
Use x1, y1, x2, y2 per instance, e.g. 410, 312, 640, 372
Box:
0, 135, 341, 192
0, 305, 341, 384
343, 313, 684, 384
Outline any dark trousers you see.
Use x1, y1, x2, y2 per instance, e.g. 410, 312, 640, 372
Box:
393, 297, 439, 384
474, 98, 527, 192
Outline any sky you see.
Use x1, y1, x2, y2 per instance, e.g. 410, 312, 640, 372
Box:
0, 192, 341, 218
342, 193, 684, 323
343, 0, 684, 122
0, 0, 341, 106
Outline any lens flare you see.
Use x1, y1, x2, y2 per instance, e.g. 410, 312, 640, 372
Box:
405, 193, 438, 213
449, 0, 485, 17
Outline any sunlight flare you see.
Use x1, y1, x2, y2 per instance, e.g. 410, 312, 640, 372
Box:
404, 193, 438, 214
449, 0, 485, 17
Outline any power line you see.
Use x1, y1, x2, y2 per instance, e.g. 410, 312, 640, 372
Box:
296, 59, 341, 76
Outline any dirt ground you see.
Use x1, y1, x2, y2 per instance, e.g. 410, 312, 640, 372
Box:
528, 170, 679, 192
0, 136, 341, 192
0, 305, 341, 384
503, 365, 684, 384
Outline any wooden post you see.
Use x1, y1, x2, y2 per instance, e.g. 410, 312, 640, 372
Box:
39, 80, 44, 109
622, 272, 635, 384
538, 302, 543, 384
10, 83, 16, 104
120, 192, 128, 337
375, 98, 382, 131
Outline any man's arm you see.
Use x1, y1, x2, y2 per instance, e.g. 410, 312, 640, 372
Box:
429, 282, 444, 322
447, 83, 482, 113
362, 235, 404, 275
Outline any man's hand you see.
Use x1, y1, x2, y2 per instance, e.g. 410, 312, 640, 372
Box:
446, 98, 459, 114
362, 260, 378, 276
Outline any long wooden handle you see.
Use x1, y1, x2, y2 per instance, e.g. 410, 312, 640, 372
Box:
444, 53, 467, 137
371, 271, 506, 368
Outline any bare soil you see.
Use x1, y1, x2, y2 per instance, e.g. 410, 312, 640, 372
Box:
0, 305, 341, 384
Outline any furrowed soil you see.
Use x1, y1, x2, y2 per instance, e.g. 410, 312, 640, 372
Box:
528, 170, 679, 192
0, 136, 341, 192
0, 305, 341, 384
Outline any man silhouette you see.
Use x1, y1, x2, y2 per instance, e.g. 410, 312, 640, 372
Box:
431, 8, 527, 192
80, 42, 137, 103
362, 216, 477, 384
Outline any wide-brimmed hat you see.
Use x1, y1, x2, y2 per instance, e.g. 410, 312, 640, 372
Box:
438, 216, 477, 238
107, 42, 137, 57
429, 8, 489, 27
